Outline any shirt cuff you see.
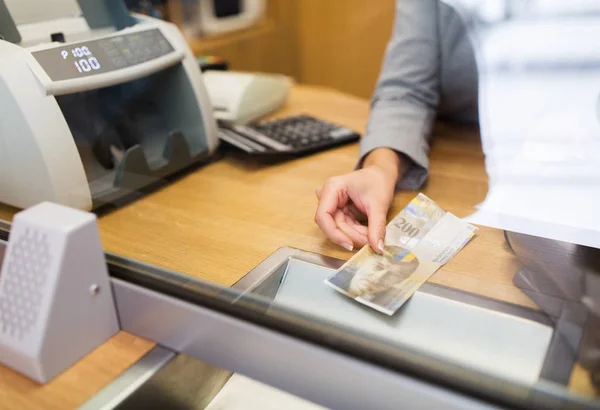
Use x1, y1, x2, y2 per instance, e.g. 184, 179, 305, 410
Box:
356, 104, 432, 191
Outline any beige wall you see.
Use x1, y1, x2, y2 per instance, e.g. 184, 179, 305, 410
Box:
176, 0, 396, 100
296, 0, 396, 99
181, 0, 301, 79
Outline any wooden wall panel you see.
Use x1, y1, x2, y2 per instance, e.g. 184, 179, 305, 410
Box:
174, 0, 300, 79
296, 0, 396, 99
167, 0, 396, 98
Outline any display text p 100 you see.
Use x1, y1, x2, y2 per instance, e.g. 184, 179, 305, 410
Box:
61, 46, 102, 73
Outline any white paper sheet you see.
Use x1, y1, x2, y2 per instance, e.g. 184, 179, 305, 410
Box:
466, 184, 600, 248
205, 374, 327, 410
451, 6, 600, 248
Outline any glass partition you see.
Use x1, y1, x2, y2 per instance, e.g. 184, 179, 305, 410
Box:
0, 0, 599, 408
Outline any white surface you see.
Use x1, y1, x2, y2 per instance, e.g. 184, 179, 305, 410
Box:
449, 6, 600, 248
0, 202, 118, 383
206, 374, 327, 410
0, 39, 92, 210
17, 17, 99, 47
466, 183, 600, 249
482, 18, 600, 67
5, 0, 81, 25
203, 70, 290, 124
271, 261, 553, 386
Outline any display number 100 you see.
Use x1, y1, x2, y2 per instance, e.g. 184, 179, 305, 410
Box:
74, 57, 101, 73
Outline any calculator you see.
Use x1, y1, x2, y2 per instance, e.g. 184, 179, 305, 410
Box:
217, 115, 360, 157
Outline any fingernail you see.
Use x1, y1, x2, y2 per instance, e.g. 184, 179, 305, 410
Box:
378, 239, 385, 253
342, 242, 353, 252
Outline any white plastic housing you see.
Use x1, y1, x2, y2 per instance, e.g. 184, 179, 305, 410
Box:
0, 202, 119, 383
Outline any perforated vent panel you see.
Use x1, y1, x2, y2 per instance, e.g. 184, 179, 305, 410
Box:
0, 228, 51, 340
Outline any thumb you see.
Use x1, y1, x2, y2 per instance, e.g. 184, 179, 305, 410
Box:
366, 204, 387, 254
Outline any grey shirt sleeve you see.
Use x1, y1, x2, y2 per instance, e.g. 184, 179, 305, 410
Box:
357, 0, 441, 190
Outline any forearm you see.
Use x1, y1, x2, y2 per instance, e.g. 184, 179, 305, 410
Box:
358, 102, 431, 190
357, 0, 441, 191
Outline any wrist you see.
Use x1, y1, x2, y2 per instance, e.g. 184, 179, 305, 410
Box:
363, 148, 408, 184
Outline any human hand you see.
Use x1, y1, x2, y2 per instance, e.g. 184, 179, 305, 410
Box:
315, 149, 404, 254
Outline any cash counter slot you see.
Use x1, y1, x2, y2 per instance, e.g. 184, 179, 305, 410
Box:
114, 130, 208, 189
90, 131, 211, 210
55, 63, 214, 211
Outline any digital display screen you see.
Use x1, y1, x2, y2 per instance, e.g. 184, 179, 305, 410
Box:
32, 29, 174, 82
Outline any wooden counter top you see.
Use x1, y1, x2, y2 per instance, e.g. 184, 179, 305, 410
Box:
0, 333, 154, 410
0, 85, 595, 407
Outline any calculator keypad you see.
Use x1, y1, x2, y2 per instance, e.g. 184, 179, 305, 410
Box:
219, 115, 360, 156
253, 116, 352, 149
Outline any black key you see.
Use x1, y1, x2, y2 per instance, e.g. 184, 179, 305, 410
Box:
230, 114, 359, 154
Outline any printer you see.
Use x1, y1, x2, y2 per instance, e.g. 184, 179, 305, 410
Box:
0, 0, 219, 211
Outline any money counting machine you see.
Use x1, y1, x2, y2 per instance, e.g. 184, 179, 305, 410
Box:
1, 203, 599, 410
0, 0, 219, 211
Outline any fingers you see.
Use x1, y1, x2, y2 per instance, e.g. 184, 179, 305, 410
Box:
314, 182, 353, 251
343, 204, 367, 224
315, 185, 323, 199
346, 216, 369, 237
366, 203, 388, 254
334, 210, 368, 248
341, 207, 369, 238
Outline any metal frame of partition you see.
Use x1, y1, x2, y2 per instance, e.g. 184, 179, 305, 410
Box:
111, 276, 501, 410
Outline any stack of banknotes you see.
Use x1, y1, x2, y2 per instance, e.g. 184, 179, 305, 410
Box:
325, 194, 478, 315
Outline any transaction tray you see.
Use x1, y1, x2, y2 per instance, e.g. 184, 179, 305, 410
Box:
233, 247, 577, 387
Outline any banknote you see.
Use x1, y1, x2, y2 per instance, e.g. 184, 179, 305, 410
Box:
325, 194, 477, 316
384, 193, 446, 250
